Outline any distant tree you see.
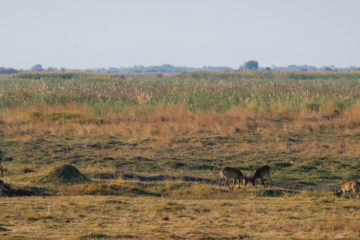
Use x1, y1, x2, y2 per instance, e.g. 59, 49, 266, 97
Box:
242, 60, 259, 70
46, 66, 58, 72
108, 67, 120, 73
265, 67, 272, 71
0, 67, 18, 74
31, 64, 43, 72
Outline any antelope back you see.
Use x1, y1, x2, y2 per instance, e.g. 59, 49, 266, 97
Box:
252, 165, 270, 178
343, 181, 360, 191
220, 167, 242, 179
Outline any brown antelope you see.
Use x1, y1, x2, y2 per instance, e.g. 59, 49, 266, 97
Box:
219, 166, 246, 190
247, 165, 272, 188
334, 181, 360, 199
0, 180, 4, 197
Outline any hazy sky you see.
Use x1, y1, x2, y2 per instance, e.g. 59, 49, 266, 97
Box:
1, 0, 359, 69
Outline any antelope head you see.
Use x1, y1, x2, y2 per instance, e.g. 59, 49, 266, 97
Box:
334, 189, 342, 197
249, 175, 256, 186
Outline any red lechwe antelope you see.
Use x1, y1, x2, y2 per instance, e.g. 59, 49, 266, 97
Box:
219, 166, 246, 190
334, 180, 360, 199
247, 165, 272, 188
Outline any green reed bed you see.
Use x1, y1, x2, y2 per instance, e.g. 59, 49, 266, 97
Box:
1, 71, 360, 115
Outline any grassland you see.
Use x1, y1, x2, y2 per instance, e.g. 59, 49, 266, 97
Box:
0, 71, 360, 239
1, 193, 360, 239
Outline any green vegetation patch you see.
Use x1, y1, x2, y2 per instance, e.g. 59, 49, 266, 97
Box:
38, 164, 90, 184
22, 111, 103, 123
257, 189, 298, 197
70, 182, 161, 197
74, 233, 111, 240
2, 71, 360, 114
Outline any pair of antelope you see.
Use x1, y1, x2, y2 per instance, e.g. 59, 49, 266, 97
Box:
219, 165, 271, 190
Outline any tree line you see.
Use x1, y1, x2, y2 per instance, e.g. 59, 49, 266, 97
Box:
1, 61, 359, 74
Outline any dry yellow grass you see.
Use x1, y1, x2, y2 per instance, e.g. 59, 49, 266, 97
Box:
0, 193, 359, 240
1, 103, 360, 140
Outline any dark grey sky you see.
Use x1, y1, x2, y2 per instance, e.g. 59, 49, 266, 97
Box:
1, 0, 359, 69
